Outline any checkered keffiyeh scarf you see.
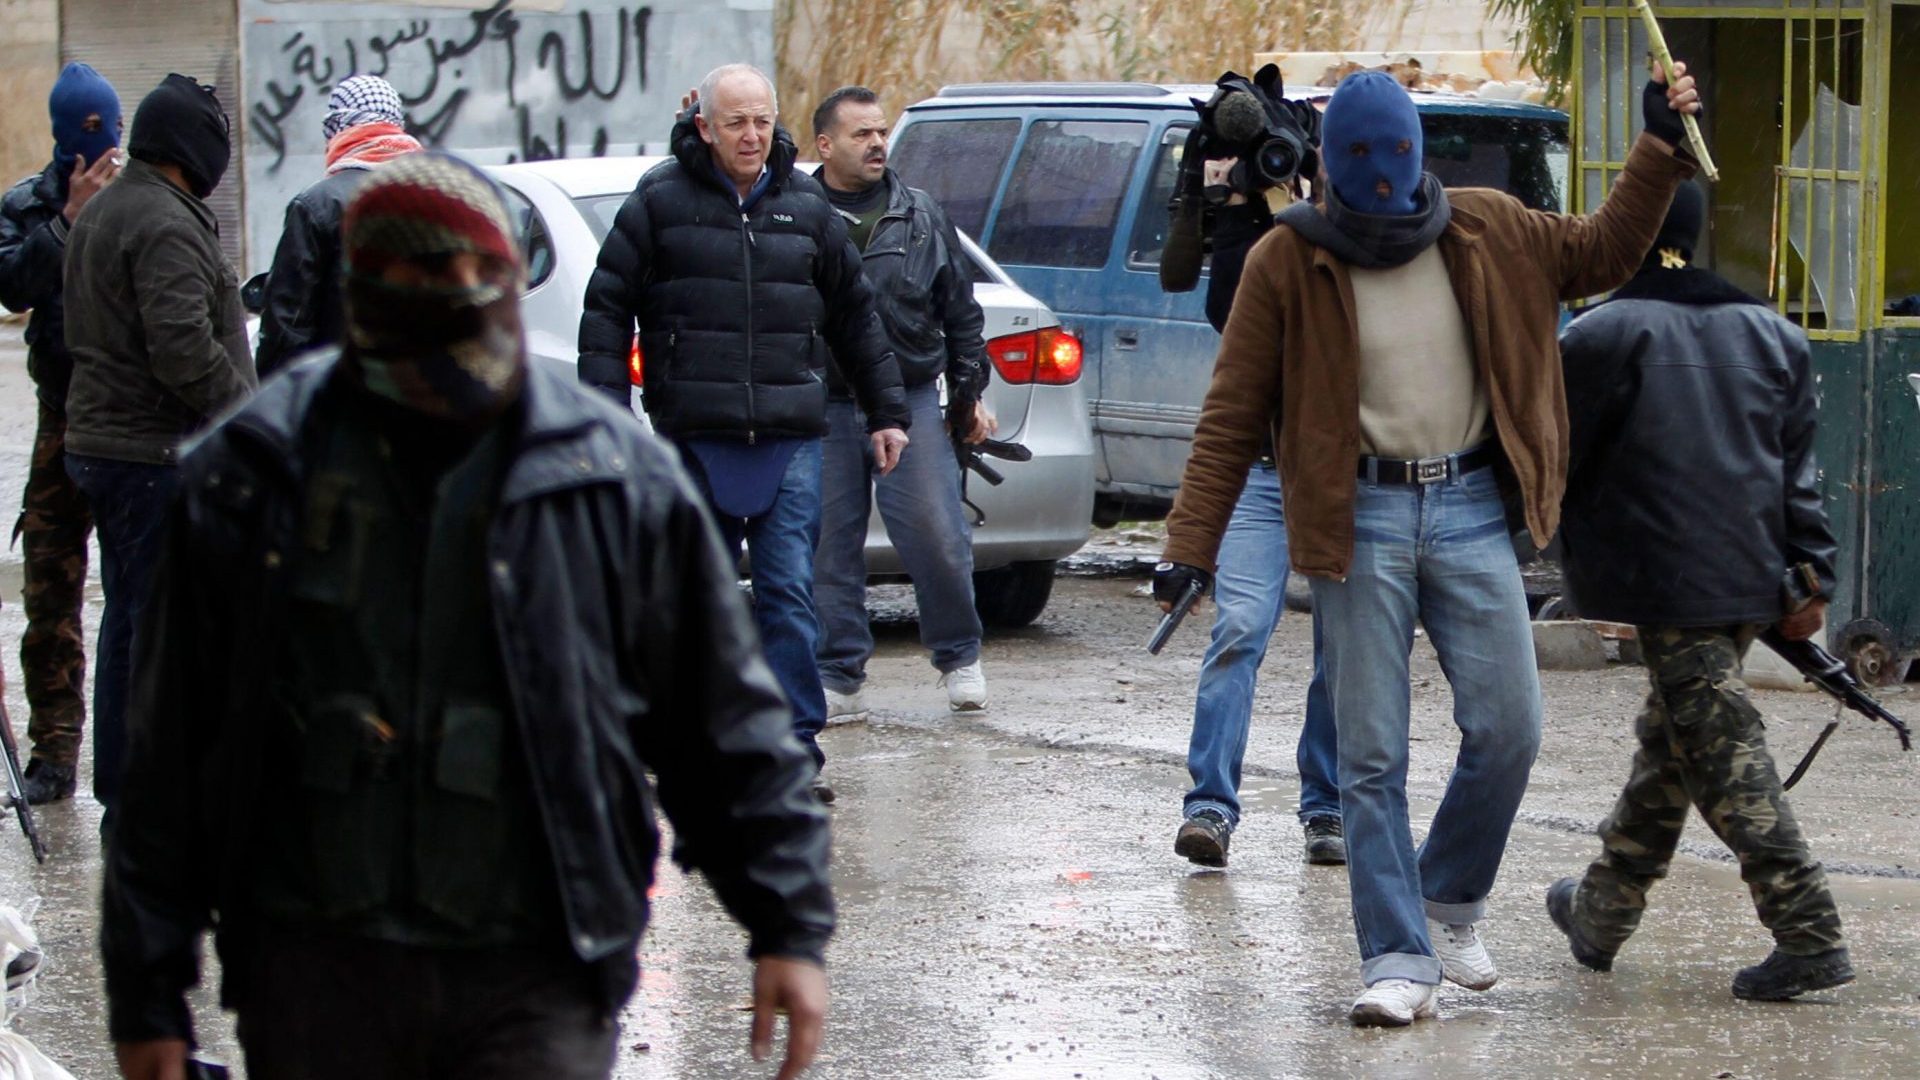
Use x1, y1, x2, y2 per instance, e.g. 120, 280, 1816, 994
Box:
342, 152, 526, 419
323, 75, 404, 140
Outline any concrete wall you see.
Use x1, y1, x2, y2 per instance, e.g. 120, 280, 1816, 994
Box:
0, 0, 62, 185
241, 0, 773, 273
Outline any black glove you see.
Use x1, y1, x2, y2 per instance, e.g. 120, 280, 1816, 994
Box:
1152, 561, 1213, 608
1641, 78, 1689, 149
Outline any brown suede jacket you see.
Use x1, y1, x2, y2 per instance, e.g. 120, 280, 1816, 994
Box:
1163, 133, 1695, 581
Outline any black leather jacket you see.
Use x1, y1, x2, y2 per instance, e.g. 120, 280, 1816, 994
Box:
100, 355, 835, 1042
1558, 267, 1836, 626
0, 163, 74, 405
577, 115, 907, 439
254, 168, 369, 375
827, 170, 988, 406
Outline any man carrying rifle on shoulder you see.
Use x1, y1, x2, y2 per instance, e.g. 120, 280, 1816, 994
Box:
1546, 182, 1854, 1001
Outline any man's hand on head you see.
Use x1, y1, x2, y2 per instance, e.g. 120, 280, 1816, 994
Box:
64, 150, 122, 225
870, 427, 909, 476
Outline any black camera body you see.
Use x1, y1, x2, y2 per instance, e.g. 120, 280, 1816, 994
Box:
1160, 64, 1321, 293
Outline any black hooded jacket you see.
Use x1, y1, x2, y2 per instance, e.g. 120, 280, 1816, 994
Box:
0, 162, 75, 405
576, 114, 908, 439
255, 168, 370, 375
1557, 267, 1836, 626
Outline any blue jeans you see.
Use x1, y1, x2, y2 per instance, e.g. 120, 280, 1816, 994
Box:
64, 454, 178, 809
699, 441, 828, 766
1308, 462, 1542, 987
1184, 464, 1338, 827
816, 383, 981, 691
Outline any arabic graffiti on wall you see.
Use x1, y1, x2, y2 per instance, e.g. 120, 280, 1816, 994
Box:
239, 0, 774, 273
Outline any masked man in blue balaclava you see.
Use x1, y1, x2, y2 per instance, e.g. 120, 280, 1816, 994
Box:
0, 61, 123, 804
1156, 65, 1705, 1026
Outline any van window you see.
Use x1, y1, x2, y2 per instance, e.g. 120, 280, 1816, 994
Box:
889, 118, 1021, 239
1128, 125, 1192, 271
499, 184, 555, 289
1420, 114, 1569, 213
989, 120, 1149, 269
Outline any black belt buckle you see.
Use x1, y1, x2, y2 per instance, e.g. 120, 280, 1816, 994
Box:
1414, 456, 1449, 484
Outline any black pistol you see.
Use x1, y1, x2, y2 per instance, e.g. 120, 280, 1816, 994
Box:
1148, 577, 1207, 655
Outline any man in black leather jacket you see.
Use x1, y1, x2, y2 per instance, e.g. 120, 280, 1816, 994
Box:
104, 153, 834, 1080
578, 63, 909, 782
809, 85, 995, 722
0, 61, 120, 804
1547, 184, 1852, 1003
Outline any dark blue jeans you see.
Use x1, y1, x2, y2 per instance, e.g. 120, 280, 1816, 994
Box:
65, 454, 178, 809
1184, 464, 1338, 827
816, 383, 982, 692
701, 441, 828, 767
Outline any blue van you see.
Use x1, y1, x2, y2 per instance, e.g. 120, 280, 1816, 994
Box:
889, 82, 1570, 525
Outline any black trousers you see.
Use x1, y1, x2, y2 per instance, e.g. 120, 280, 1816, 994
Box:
230, 931, 619, 1079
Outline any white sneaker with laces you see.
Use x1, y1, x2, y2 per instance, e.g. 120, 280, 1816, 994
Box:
939, 661, 988, 712
1429, 918, 1499, 990
1349, 979, 1439, 1027
825, 687, 868, 724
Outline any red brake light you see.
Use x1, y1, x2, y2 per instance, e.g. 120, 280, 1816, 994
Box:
985, 326, 1082, 385
629, 337, 644, 386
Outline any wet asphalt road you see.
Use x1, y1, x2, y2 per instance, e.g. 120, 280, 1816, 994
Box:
2, 335, 1918, 1077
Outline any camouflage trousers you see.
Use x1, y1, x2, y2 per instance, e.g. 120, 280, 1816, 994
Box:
1572, 625, 1844, 957
16, 398, 92, 766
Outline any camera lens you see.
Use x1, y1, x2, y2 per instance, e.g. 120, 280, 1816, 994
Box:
1255, 134, 1302, 185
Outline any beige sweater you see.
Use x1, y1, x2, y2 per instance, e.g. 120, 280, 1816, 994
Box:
1348, 246, 1488, 459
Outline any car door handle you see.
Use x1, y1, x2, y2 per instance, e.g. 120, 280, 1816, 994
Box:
1114, 330, 1140, 350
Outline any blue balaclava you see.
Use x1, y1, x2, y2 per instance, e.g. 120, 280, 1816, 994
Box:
1321, 72, 1423, 216
49, 62, 121, 176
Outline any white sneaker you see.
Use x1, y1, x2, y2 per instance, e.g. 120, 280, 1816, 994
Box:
1429, 919, 1499, 990
825, 687, 868, 724
1349, 979, 1439, 1027
939, 661, 988, 712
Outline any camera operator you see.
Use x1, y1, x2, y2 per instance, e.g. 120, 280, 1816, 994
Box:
1167, 70, 1342, 873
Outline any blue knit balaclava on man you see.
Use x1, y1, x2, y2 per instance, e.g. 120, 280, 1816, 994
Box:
49, 62, 121, 176
1321, 72, 1423, 216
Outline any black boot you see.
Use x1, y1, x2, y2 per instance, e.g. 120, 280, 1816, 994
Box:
1546, 877, 1616, 972
21, 759, 76, 805
1732, 948, 1854, 1001
1303, 815, 1346, 865
1175, 810, 1230, 867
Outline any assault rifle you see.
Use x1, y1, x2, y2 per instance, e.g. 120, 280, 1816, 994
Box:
1761, 627, 1914, 790
954, 434, 1033, 527
0, 698, 47, 863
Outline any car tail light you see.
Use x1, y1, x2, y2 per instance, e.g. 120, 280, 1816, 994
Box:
629, 337, 644, 386
986, 326, 1082, 385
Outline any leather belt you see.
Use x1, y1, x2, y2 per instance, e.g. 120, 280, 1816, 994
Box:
1358, 442, 1498, 485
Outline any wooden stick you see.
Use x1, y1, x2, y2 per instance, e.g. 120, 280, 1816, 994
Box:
1633, 0, 1719, 181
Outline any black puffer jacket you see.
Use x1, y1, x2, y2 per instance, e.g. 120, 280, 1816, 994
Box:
1558, 267, 1836, 626
826, 170, 987, 406
254, 168, 369, 375
101, 355, 835, 1043
577, 115, 907, 439
0, 163, 75, 405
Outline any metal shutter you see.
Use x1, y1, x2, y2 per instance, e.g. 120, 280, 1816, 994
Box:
62, 0, 244, 268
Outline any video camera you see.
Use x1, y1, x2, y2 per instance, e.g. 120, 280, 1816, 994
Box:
1161, 64, 1321, 293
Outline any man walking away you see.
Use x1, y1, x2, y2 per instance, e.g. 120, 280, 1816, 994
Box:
1156, 66, 1702, 1025
0, 62, 120, 804
578, 64, 910, 790
1547, 183, 1853, 1002
103, 152, 834, 1080
255, 75, 422, 376
62, 73, 254, 818
810, 85, 994, 720
1170, 152, 1342, 871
